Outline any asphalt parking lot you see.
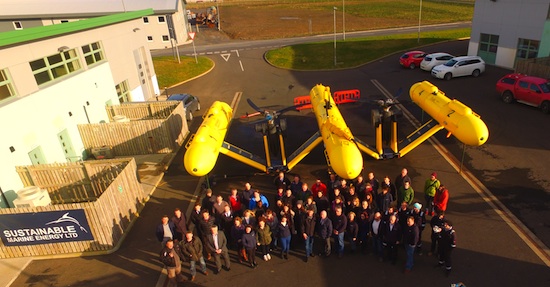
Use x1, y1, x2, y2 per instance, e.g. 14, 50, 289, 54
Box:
9, 37, 550, 287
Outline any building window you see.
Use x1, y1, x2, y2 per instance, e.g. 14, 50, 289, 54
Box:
479, 33, 499, 54
13, 21, 23, 30
29, 49, 81, 85
158, 16, 166, 23
143, 17, 149, 24
116, 80, 130, 103
82, 41, 104, 66
516, 38, 540, 59
0, 69, 16, 101
147, 36, 153, 42
162, 35, 170, 42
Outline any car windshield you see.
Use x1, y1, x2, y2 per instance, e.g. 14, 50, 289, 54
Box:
401, 54, 409, 59
444, 59, 457, 67
424, 56, 432, 61
540, 83, 550, 93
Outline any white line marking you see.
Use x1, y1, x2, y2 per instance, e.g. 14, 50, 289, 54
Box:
221, 53, 231, 62
239, 60, 244, 72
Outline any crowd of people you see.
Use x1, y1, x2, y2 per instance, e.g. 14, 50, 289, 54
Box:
156, 168, 456, 286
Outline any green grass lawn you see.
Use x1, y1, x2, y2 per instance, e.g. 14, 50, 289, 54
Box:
265, 28, 471, 70
153, 56, 214, 89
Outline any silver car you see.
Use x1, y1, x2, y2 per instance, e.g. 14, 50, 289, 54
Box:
420, 52, 454, 71
167, 93, 201, 121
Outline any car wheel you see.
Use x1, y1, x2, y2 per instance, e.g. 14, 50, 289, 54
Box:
196, 103, 201, 111
188, 112, 193, 121
409, 63, 416, 69
472, 69, 480, 77
502, 91, 514, 104
541, 101, 550, 114
444, 73, 452, 81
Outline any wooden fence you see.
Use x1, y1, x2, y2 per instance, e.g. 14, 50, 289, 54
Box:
78, 101, 188, 157
515, 57, 550, 78
0, 158, 144, 258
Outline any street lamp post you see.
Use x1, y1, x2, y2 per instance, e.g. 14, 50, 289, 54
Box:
334, 7, 337, 66
216, 1, 221, 32
342, 0, 346, 41
417, 0, 422, 43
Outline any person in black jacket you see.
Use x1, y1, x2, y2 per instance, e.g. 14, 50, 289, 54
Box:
332, 206, 347, 258
403, 216, 419, 273
377, 186, 394, 213
346, 212, 359, 254
179, 231, 208, 281
314, 191, 330, 215
438, 219, 457, 277
171, 208, 188, 242
159, 240, 185, 286
429, 211, 446, 256
242, 225, 258, 268
381, 214, 401, 264
278, 216, 292, 259
301, 208, 317, 262
198, 210, 215, 260
316, 210, 333, 257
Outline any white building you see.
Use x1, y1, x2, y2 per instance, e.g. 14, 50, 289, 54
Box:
0, 9, 159, 208
468, 0, 550, 69
0, 0, 190, 50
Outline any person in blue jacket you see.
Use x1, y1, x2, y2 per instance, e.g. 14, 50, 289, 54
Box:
249, 190, 270, 211
156, 215, 176, 247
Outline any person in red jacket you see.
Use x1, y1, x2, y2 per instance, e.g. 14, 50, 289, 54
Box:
311, 178, 327, 197
434, 185, 449, 213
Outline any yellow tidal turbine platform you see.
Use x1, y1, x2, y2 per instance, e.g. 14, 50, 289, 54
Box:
184, 101, 233, 176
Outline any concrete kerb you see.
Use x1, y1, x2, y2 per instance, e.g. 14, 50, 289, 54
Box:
160, 58, 216, 97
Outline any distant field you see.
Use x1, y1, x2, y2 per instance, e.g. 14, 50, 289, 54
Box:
265, 27, 471, 70
187, 0, 474, 40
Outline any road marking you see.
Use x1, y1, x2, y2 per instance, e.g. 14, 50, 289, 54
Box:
230, 91, 243, 115
221, 53, 231, 61
371, 79, 550, 267
239, 60, 244, 72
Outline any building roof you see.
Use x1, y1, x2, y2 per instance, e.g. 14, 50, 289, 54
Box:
0, 9, 154, 48
0, 0, 180, 19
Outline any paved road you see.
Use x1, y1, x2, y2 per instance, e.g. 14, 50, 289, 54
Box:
10, 32, 550, 287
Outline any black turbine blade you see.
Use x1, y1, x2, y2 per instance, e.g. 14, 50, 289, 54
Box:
276, 104, 301, 115
247, 98, 263, 113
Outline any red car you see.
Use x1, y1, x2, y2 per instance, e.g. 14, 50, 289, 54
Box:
496, 73, 550, 114
399, 51, 426, 69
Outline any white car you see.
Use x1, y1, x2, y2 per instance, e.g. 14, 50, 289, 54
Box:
431, 56, 486, 80
420, 52, 454, 71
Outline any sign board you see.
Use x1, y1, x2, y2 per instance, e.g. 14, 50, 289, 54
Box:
188, 32, 196, 40
0, 210, 94, 246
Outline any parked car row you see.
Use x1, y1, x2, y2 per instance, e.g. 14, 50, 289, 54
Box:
400, 51, 486, 80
